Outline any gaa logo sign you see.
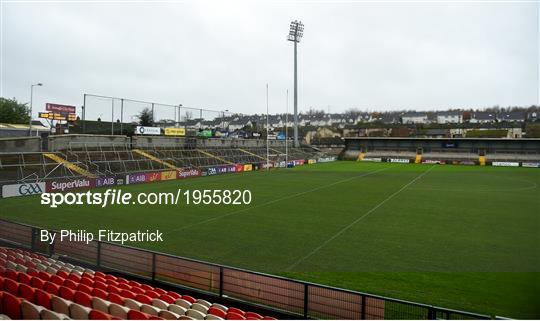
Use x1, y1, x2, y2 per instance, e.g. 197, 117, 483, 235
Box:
19, 183, 43, 195
2, 182, 46, 198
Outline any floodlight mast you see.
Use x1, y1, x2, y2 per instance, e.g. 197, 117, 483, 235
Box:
287, 20, 303, 148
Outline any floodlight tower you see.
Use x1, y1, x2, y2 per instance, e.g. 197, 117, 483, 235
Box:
287, 20, 304, 148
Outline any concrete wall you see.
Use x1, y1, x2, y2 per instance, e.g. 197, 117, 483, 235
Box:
344, 137, 540, 153
132, 136, 186, 148
132, 136, 289, 149
0, 137, 41, 152
48, 134, 130, 151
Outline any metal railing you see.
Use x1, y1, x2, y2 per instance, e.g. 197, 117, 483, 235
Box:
0, 219, 492, 320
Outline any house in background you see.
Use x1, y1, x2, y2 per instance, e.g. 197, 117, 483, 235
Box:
401, 112, 428, 124
499, 112, 526, 123
470, 112, 496, 123
436, 111, 462, 124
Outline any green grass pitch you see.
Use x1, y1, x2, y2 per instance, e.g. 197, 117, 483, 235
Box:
1, 162, 539, 318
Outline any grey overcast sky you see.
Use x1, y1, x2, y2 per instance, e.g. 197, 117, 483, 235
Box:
0, 0, 538, 122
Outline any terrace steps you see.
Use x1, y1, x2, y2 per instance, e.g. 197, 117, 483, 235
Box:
196, 149, 234, 165
132, 149, 180, 170
43, 153, 96, 178
238, 148, 266, 160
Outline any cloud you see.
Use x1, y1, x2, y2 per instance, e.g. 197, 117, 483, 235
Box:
1, 0, 537, 122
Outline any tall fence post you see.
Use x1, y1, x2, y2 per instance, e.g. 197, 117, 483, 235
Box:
360, 295, 366, 319
30, 227, 37, 252
151, 253, 156, 281
428, 306, 436, 320
219, 266, 224, 297
303, 283, 309, 319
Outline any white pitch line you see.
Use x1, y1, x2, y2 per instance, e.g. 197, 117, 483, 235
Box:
164, 165, 394, 235
286, 165, 436, 271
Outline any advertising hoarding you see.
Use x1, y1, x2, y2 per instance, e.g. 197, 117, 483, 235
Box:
164, 128, 186, 136
46, 178, 95, 192
2, 182, 46, 198
161, 171, 177, 180
135, 126, 161, 135
46, 103, 76, 113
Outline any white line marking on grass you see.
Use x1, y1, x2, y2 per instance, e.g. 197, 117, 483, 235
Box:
286, 165, 436, 271
163, 166, 394, 235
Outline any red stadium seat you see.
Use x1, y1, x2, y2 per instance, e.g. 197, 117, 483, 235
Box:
57, 270, 69, 279
4, 269, 18, 281
108, 292, 125, 305
63, 278, 78, 290
90, 309, 113, 320
94, 271, 106, 279
17, 272, 32, 285
31, 276, 46, 289
2, 291, 23, 319
78, 283, 93, 294
208, 307, 227, 319
4, 278, 19, 295
149, 316, 164, 320
154, 288, 166, 295
35, 288, 53, 309
94, 276, 107, 284
26, 268, 38, 277
226, 312, 246, 320
50, 274, 65, 286
129, 280, 141, 287
25, 261, 37, 269
69, 273, 82, 283
136, 294, 153, 305
166, 291, 181, 299
118, 283, 132, 290
44, 282, 60, 295
0, 266, 5, 275
59, 285, 76, 301
116, 277, 129, 284
140, 284, 154, 291
144, 290, 159, 299
105, 274, 117, 281
245, 312, 262, 319
0, 276, 4, 289
182, 295, 196, 304
74, 291, 93, 307
228, 308, 245, 316
158, 294, 175, 304
128, 310, 150, 320
82, 272, 93, 279
94, 280, 108, 291
92, 287, 109, 300
107, 279, 120, 287
18, 283, 35, 302
131, 286, 145, 294
247, 318, 260, 320
38, 271, 51, 281
81, 277, 94, 287
121, 289, 136, 300
108, 284, 121, 294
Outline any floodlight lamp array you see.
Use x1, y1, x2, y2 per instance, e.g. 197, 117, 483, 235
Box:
287, 20, 304, 42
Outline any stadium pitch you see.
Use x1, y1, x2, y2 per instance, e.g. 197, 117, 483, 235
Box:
1, 162, 539, 318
